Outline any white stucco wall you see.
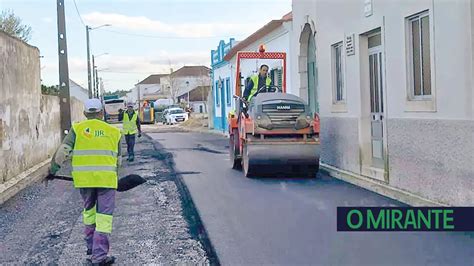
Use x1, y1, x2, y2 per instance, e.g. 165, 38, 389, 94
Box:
69, 81, 88, 104
290, 0, 317, 98
312, 0, 473, 120
291, 0, 474, 205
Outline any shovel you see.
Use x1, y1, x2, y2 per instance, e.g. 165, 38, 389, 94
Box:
45, 174, 146, 192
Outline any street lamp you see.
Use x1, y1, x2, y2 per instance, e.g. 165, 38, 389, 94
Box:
186, 81, 190, 108
95, 67, 110, 99
92, 53, 108, 98
86, 24, 111, 98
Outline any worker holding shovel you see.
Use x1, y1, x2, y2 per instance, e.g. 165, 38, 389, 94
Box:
49, 98, 122, 265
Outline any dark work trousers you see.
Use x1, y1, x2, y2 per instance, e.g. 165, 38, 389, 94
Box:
79, 188, 116, 263
125, 134, 136, 156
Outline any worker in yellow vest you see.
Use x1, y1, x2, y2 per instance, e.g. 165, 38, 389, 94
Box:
122, 102, 141, 162
243, 64, 272, 102
50, 98, 121, 265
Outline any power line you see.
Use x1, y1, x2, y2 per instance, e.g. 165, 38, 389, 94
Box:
99, 70, 157, 74
100, 29, 244, 40
72, 0, 86, 26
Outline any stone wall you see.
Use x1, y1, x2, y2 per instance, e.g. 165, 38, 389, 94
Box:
0, 31, 85, 185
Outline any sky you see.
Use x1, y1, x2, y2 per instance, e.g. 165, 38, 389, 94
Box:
0, 0, 292, 92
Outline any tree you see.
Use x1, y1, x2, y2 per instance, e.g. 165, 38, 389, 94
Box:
164, 60, 180, 103
197, 68, 211, 113
41, 84, 59, 95
0, 9, 32, 42
103, 89, 131, 97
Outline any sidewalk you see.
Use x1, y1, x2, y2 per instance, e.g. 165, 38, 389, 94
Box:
0, 159, 50, 205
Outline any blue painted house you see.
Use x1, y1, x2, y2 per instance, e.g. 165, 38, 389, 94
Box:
210, 38, 236, 132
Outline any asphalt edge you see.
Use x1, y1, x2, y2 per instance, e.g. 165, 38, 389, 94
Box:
144, 133, 221, 266
320, 163, 447, 207
0, 159, 50, 205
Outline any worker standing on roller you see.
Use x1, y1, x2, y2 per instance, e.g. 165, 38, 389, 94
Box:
243, 64, 273, 102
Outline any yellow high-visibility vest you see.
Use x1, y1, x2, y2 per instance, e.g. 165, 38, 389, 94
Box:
71, 119, 121, 189
248, 75, 272, 101
123, 112, 138, 135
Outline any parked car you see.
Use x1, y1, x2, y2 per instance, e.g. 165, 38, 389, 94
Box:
165, 107, 188, 125
161, 109, 170, 125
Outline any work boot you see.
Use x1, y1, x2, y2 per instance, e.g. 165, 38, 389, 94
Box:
129, 155, 134, 162
86, 256, 116, 265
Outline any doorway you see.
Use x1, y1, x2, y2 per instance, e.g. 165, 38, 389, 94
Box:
368, 35, 385, 169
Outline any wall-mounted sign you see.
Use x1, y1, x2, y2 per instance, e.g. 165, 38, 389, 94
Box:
364, 0, 373, 17
346, 34, 355, 56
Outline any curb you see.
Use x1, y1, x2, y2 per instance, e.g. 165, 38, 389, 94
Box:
0, 159, 51, 205
178, 126, 227, 137
320, 163, 446, 207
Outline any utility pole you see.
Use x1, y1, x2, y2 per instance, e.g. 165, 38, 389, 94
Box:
86, 25, 92, 98
95, 67, 99, 98
57, 0, 71, 139
91, 54, 95, 98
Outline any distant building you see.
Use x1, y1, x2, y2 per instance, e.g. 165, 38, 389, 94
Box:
170, 66, 211, 102
177, 85, 210, 113
126, 74, 169, 104
69, 79, 88, 103
127, 66, 211, 108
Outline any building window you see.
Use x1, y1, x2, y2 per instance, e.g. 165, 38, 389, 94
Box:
215, 80, 220, 106
332, 42, 345, 102
408, 11, 431, 98
225, 78, 231, 106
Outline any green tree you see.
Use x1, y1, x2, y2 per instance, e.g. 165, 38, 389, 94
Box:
0, 9, 32, 42
103, 89, 131, 97
41, 84, 59, 95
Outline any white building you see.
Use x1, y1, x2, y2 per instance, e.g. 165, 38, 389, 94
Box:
69, 79, 88, 103
210, 38, 237, 131
126, 74, 168, 104
170, 65, 211, 102
291, 0, 474, 206
177, 85, 210, 113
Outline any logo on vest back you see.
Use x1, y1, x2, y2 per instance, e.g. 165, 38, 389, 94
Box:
83, 128, 92, 139
95, 130, 105, 137
83, 128, 105, 138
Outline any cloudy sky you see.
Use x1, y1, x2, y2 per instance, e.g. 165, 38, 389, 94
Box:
0, 0, 291, 91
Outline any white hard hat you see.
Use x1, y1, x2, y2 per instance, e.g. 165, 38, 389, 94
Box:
126, 102, 134, 107
84, 98, 103, 113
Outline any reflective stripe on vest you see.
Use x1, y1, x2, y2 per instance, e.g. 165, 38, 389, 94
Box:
248, 75, 272, 102
72, 119, 121, 189
73, 150, 118, 157
73, 166, 118, 172
123, 112, 138, 135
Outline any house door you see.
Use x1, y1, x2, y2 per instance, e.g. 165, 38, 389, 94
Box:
307, 33, 318, 113
220, 84, 226, 131
368, 33, 385, 168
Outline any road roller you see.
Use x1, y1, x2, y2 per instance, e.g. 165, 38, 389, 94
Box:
228, 47, 321, 178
